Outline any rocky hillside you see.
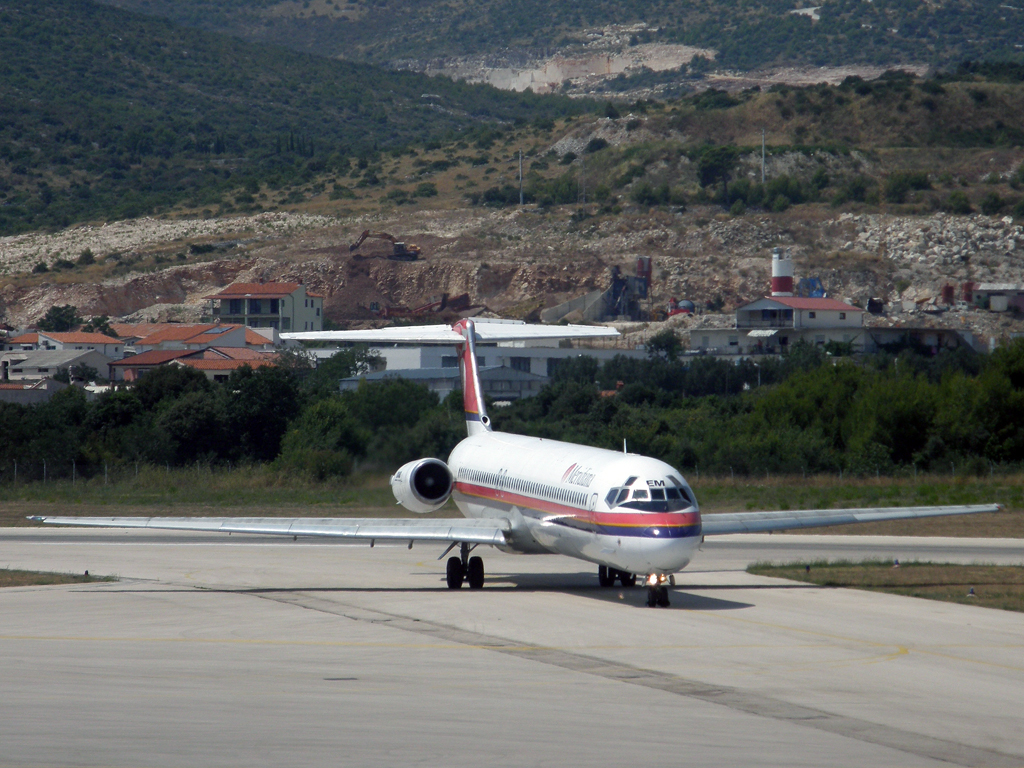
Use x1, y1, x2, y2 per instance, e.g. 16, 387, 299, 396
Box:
4, 204, 1023, 347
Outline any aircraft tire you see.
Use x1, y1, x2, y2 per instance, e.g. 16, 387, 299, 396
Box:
620, 572, 637, 588
646, 587, 658, 607
467, 556, 485, 589
656, 586, 670, 607
598, 566, 614, 587
446, 556, 465, 589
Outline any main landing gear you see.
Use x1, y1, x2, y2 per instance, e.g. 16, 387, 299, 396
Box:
446, 543, 484, 589
598, 565, 637, 588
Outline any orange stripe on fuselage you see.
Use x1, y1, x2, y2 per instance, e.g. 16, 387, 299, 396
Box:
454, 481, 700, 530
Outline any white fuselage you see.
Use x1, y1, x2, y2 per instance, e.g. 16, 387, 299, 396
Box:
447, 431, 702, 575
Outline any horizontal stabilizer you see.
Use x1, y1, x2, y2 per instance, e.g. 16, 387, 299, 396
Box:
701, 504, 1002, 536
31, 516, 510, 546
281, 319, 619, 344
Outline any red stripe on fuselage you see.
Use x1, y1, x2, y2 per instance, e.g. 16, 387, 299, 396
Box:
454, 481, 700, 529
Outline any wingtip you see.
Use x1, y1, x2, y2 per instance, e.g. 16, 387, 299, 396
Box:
27, 515, 45, 521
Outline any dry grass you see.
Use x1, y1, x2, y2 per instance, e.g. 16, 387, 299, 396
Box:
0, 568, 117, 588
692, 472, 1022, 537
1, 469, 1020, 536
749, 561, 1024, 613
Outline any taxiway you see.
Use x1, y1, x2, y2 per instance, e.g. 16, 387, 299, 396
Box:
2, 527, 1023, 768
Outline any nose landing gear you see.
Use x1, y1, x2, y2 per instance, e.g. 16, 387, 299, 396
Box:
446, 543, 484, 589
645, 574, 671, 607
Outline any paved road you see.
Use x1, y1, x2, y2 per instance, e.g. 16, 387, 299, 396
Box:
2, 527, 1023, 768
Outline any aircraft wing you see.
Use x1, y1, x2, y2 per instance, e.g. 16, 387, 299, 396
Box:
280, 322, 619, 344
700, 504, 1001, 535
30, 516, 510, 545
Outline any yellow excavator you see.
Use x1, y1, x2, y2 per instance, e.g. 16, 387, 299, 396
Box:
349, 230, 422, 261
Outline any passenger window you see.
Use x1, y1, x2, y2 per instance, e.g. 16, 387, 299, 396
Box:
650, 489, 665, 500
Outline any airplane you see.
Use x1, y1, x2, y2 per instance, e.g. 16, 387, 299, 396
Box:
35, 318, 1001, 608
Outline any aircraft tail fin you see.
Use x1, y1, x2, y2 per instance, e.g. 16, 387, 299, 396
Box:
454, 319, 490, 435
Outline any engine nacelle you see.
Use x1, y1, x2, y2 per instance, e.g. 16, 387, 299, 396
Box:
390, 458, 454, 514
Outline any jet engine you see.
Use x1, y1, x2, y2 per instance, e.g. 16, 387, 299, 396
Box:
390, 458, 454, 514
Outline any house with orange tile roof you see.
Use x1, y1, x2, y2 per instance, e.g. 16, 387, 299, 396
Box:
206, 281, 322, 332
109, 346, 279, 382
134, 324, 247, 352
171, 354, 278, 385
3, 332, 39, 351
38, 331, 125, 360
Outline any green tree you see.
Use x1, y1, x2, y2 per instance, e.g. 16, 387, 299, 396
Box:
647, 329, 683, 361
696, 146, 739, 199
37, 305, 82, 332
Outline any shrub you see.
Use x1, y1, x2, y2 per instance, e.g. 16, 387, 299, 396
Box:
77, 248, 95, 266
585, 138, 609, 153
944, 190, 973, 214
883, 171, 930, 203
981, 191, 1005, 215
730, 199, 746, 215
32, 261, 49, 273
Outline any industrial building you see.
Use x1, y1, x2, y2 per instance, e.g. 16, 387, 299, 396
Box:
691, 249, 866, 355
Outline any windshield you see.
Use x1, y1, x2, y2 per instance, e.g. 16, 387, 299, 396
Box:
605, 480, 695, 512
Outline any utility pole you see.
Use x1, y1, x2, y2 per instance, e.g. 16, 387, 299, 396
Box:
518, 149, 524, 205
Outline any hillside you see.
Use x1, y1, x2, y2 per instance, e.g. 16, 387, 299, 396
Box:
0, 0, 589, 236
3, 67, 1024, 347
100, 0, 1024, 79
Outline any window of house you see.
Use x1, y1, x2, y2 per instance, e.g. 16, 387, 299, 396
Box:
248, 299, 262, 314
509, 356, 530, 372
269, 299, 279, 313
808, 311, 816, 319
229, 299, 243, 315
728, 336, 739, 346
441, 356, 458, 368
37, 368, 47, 373
839, 312, 846, 320
816, 335, 825, 345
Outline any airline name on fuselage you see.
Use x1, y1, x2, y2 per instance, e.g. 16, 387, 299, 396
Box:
562, 463, 596, 488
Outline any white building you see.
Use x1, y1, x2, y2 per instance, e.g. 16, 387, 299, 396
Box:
207, 282, 323, 332
0, 349, 113, 382
20, 331, 125, 360
691, 297, 865, 355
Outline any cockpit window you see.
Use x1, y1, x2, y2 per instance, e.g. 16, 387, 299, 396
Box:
624, 476, 638, 486
606, 479, 695, 512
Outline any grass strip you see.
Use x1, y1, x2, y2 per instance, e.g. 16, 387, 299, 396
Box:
0, 568, 117, 588
748, 560, 1024, 612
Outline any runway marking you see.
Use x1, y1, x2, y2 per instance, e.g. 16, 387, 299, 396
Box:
248, 589, 1024, 768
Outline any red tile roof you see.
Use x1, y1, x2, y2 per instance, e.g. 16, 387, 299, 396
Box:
109, 323, 179, 339
196, 347, 273, 361
40, 331, 122, 344
136, 324, 242, 345
109, 350, 194, 367
764, 297, 862, 312
206, 282, 300, 299
176, 358, 277, 371
245, 328, 275, 346
7, 333, 38, 344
